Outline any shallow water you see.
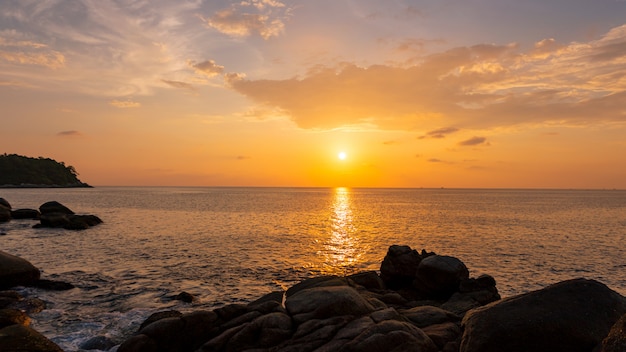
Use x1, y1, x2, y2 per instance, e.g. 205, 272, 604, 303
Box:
1, 187, 625, 351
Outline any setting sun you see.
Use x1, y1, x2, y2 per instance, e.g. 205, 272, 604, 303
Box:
338, 152, 347, 160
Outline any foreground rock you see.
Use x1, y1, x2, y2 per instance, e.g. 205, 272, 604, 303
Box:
119, 245, 498, 352
114, 245, 625, 352
0, 251, 41, 289
460, 278, 626, 352
601, 313, 626, 352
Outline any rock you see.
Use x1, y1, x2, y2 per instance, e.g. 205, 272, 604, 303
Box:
400, 305, 460, 328
120, 310, 219, 352
39, 201, 74, 215
0, 198, 10, 209
10, 208, 40, 219
285, 275, 351, 298
422, 322, 462, 350
285, 286, 375, 325
339, 320, 438, 352
0, 251, 41, 289
348, 271, 386, 290
414, 255, 469, 299
200, 312, 293, 351
379, 245, 424, 288
0, 308, 31, 328
173, 291, 194, 303
64, 214, 103, 230
0, 204, 10, 222
33, 279, 75, 291
601, 313, 626, 352
460, 278, 626, 352
79, 335, 117, 351
35, 213, 102, 230
0, 324, 63, 352
36, 213, 71, 228
138, 310, 183, 331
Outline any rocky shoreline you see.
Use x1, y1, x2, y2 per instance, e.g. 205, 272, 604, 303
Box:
0, 241, 625, 351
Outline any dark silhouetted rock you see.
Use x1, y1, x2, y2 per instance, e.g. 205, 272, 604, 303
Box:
35, 213, 102, 230
200, 312, 293, 351
602, 313, 626, 352
10, 208, 40, 219
339, 320, 438, 352
33, 279, 75, 291
348, 271, 386, 290
285, 286, 375, 325
0, 204, 10, 223
400, 305, 460, 328
380, 245, 424, 288
39, 201, 74, 215
79, 335, 117, 351
414, 255, 469, 299
173, 291, 194, 303
0, 324, 63, 352
285, 275, 351, 298
0, 251, 40, 289
119, 310, 219, 352
460, 278, 626, 352
139, 310, 183, 331
0, 198, 10, 209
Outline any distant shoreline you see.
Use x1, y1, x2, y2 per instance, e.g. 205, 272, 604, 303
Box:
0, 183, 92, 189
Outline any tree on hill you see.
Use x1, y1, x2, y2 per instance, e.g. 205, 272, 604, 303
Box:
0, 154, 90, 187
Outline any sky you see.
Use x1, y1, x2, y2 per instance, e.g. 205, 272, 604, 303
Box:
1, 0, 626, 188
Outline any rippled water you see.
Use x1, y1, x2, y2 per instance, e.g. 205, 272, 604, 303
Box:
1, 187, 625, 351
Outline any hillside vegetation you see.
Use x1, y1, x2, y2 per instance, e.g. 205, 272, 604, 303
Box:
0, 154, 90, 187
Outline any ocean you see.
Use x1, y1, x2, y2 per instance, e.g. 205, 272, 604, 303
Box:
1, 187, 625, 351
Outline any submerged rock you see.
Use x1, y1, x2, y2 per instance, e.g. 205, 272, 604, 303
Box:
460, 278, 626, 352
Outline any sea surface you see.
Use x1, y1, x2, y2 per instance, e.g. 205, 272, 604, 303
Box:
1, 187, 625, 351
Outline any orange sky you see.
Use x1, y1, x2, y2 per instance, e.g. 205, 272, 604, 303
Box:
1, 1, 626, 188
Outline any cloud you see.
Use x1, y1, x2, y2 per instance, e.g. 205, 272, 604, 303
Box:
57, 130, 82, 137
189, 60, 224, 77
162, 79, 195, 90
236, 155, 251, 160
458, 136, 489, 146
0, 38, 65, 68
419, 127, 459, 139
202, 1, 290, 39
109, 99, 141, 108
229, 24, 626, 131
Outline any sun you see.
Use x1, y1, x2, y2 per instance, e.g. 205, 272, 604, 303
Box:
338, 151, 347, 160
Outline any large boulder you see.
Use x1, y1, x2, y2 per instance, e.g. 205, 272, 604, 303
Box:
601, 313, 626, 352
285, 286, 375, 325
0, 251, 41, 289
0, 324, 63, 352
39, 201, 74, 215
380, 245, 424, 288
460, 278, 626, 352
414, 255, 469, 299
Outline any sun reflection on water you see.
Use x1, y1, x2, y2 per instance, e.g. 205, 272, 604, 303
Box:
320, 187, 362, 274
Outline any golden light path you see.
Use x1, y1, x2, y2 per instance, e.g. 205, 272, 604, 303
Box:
322, 187, 362, 273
